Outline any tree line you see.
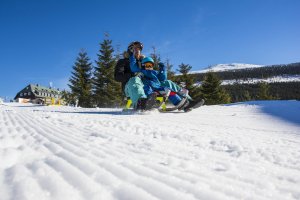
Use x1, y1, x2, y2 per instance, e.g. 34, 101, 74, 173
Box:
193, 63, 300, 81
63, 35, 122, 108
223, 82, 300, 102
64, 35, 300, 108
63, 35, 231, 107
189, 62, 300, 102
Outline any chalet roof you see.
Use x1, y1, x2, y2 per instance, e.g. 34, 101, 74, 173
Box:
14, 84, 62, 99
28, 84, 61, 94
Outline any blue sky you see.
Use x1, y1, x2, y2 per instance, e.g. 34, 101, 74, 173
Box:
1, 0, 300, 99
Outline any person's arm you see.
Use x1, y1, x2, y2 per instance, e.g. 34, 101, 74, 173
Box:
114, 59, 132, 82
157, 62, 167, 81
141, 69, 158, 79
129, 54, 142, 73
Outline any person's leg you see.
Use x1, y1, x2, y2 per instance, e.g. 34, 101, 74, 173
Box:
125, 77, 147, 107
160, 80, 180, 92
168, 93, 182, 105
161, 80, 192, 100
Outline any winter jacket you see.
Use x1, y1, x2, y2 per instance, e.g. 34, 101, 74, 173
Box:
129, 54, 167, 96
114, 58, 135, 92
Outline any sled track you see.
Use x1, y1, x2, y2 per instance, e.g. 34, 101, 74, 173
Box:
1, 104, 300, 200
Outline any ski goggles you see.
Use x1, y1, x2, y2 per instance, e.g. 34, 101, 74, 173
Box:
143, 62, 154, 69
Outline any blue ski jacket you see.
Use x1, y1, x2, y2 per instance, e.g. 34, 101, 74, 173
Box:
129, 54, 167, 96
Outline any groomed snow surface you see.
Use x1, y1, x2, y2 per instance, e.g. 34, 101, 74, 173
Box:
0, 101, 300, 200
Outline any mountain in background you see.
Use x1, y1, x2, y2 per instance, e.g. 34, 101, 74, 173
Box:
191, 63, 265, 74
184, 62, 300, 101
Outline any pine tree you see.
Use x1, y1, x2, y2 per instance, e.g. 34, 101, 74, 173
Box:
243, 90, 251, 101
115, 44, 122, 60
68, 49, 93, 107
61, 90, 76, 106
166, 58, 176, 81
177, 63, 192, 88
93, 34, 122, 107
177, 63, 201, 98
257, 82, 273, 100
200, 72, 231, 105
150, 46, 161, 70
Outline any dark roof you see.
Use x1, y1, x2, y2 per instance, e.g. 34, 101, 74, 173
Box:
14, 84, 62, 99
28, 84, 61, 95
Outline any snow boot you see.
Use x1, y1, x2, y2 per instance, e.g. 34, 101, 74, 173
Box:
136, 93, 158, 111
135, 98, 146, 110
177, 98, 190, 111
184, 99, 205, 112
144, 92, 158, 110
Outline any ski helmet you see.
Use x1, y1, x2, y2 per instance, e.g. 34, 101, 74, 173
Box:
141, 57, 154, 64
127, 41, 143, 52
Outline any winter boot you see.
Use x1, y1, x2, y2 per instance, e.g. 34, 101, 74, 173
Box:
135, 98, 146, 110
144, 92, 158, 110
177, 98, 190, 110
184, 99, 205, 112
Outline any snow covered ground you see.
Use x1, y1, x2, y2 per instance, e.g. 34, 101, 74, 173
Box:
191, 63, 265, 73
221, 75, 300, 85
0, 101, 300, 200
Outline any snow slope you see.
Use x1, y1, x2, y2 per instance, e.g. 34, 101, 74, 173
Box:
0, 101, 300, 200
221, 75, 300, 85
191, 63, 264, 73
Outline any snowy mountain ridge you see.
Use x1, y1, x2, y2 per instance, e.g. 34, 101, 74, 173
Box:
191, 63, 265, 74
221, 74, 300, 85
188, 62, 300, 84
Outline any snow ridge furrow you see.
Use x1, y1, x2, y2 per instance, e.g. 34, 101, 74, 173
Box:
1, 103, 300, 200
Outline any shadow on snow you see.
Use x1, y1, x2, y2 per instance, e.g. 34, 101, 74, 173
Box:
225, 100, 300, 126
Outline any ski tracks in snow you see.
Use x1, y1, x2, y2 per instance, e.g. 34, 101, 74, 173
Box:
0, 103, 300, 200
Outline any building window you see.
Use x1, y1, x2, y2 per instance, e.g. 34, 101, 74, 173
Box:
20, 93, 23, 97
28, 92, 31, 95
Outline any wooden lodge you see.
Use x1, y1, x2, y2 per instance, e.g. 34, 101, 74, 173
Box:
14, 84, 63, 105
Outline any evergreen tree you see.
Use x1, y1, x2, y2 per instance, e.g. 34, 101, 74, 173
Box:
68, 50, 93, 107
61, 90, 76, 106
166, 58, 176, 81
200, 72, 231, 105
115, 44, 122, 60
93, 34, 122, 107
150, 46, 161, 70
257, 82, 273, 100
243, 90, 251, 101
177, 63, 202, 99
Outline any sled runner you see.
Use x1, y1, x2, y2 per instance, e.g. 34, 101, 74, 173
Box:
123, 91, 204, 113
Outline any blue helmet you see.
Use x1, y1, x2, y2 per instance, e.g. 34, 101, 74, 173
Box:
142, 57, 154, 64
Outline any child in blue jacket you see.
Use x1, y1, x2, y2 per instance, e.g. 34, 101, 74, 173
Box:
129, 55, 184, 107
